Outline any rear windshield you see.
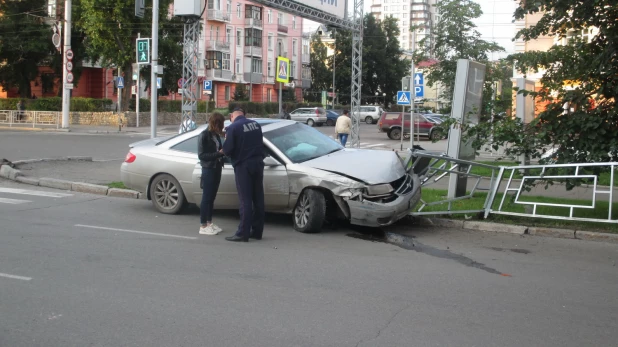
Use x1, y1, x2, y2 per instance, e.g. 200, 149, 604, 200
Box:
384, 113, 400, 120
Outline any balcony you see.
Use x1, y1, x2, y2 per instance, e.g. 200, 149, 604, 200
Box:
205, 41, 230, 52
301, 79, 311, 89
206, 69, 233, 80
244, 46, 262, 57
207, 9, 231, 23
302, 53, 310, 63
243, 72, 262, 84
277, 24, 288, 33
245, 17, 262, 28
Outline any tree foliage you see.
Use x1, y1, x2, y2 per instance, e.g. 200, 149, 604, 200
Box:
306, 32, 331, 102
232, 83, 248, 101
0, 0, 56, 98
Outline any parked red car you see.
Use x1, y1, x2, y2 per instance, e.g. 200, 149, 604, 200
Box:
377, 112, 441, 140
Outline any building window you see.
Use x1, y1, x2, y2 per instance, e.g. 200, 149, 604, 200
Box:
226, 26, 232, 44
267, 9, 272, 23
252, 58, 263, 73
292, 16, 296, 29
384, 6, 388, 11
267, 61, 273, 77
277, 13, 284, 25
268, 34, 273, 50
267, 88, 272, 102
215, 26, 220, 41
222, 53, 230, 70
403, 5, 407, 11
236, 29, 242, 46
236, 58, 241, 73
302, 66, 311, 79
292, 40, 297, 56
227, 0, 231, 13
244, 28, 262, 47
289, 61, 295, 78
205, 51, 222, 69
225, 86, 230, 100
236, 3, 241, 18
245, 5, 261, 19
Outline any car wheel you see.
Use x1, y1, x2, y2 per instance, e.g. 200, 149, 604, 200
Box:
326, 119, 335, 126
430, 130, 441, 141
293, 189, 326, 233
365, 116, 373, 125
388, 128, 402, 140
150, 174, 185, 214
307, 119, 315, 127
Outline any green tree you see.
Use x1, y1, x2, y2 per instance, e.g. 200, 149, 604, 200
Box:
414, 0, 504, 113
232, 83, 249, 101
76, 0, 183, 111
0, 0, 56, 98
307, 32, 331, 103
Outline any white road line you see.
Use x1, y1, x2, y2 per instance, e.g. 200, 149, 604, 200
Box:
74, 224, 198, 240
0, 188, 73, 198
0, 272, 32, 281
0, 197, 31, 205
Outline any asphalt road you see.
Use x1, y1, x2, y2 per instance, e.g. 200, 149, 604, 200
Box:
1, 179, 617, 346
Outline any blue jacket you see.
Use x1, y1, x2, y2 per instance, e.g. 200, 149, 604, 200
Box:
222, 116, 264, 167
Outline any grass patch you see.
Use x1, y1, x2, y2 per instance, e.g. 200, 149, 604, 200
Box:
417, 188, 618, 233
107, 182, 128, 189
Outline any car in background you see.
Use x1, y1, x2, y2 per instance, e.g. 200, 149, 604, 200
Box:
424, 114, 445, 124
325, 110, 340, 126
377, 112, 442, 141
289, 107, 326, 127
360, 106, 384, 125
121, 119, 421, 233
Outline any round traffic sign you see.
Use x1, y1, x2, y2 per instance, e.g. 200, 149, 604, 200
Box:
177, 78, 186, 89
52, 33, 61, 48
66, 72, 74, 83
66, 61, 73, 71
66, 49, 74, 60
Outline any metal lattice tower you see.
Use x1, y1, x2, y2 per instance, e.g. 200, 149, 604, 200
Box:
180, 19, 200, 133
348, 0, 363, 148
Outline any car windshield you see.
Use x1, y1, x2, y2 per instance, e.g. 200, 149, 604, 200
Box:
264, 123, 343, 163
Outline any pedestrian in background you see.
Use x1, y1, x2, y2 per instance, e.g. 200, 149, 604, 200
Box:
335, 109, 351, 147
222, 107, 265, 242
197, 113, 226, 235
16, 99, 25, 121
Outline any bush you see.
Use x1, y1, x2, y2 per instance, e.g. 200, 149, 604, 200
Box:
0, 97, 113, 112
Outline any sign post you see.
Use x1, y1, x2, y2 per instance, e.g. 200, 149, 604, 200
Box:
397, 91, 412, 151
276, 56, 290, 115
203, 80, 212, 117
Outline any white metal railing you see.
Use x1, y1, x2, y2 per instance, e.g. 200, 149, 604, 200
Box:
0, 110, 60, 129
244, 46, 262, 57
207, 9, 231, 22
205, 40, 231, 52
244, 17, 263, 28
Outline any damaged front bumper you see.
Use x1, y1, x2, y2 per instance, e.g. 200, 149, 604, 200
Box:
345, 174, 421, 227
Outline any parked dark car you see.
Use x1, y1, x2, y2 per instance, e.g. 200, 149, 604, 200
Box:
325, 110, 340, 126
377, 112, 442, 141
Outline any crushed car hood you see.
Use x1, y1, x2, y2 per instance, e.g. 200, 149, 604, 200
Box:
302, 149, 406, 185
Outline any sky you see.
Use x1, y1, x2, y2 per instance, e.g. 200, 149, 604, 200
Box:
303, 0, 518, 60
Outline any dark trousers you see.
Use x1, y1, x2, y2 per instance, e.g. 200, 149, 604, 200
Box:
233, 158, 265, 238
200, 166, 222, 224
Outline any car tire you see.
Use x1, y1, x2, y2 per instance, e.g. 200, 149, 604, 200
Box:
326, 119, 335, 126
388, 128, 402, 140
150, 174, 185, 214
430, 130, 441, 141
365, 116, 373, 125
293, 189, 326, 234
307, 119, 315, 127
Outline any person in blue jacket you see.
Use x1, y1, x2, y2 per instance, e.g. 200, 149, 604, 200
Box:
222, 107, 265, 242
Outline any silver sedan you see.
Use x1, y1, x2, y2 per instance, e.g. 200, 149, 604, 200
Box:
120, 119, 421, 233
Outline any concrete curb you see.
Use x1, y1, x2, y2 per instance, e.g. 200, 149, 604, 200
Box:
411, 217, 618, 244
2, 157, 142, 200
0, 126, 70, 132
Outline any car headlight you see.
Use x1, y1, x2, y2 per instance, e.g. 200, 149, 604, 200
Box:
365, 184, 394, 196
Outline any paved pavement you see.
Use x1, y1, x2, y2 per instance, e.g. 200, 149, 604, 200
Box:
1, 179, 617, 346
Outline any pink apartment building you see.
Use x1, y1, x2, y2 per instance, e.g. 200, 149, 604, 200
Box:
200, 0, 312, 107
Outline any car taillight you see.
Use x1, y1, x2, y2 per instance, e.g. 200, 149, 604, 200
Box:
315, 109, 320, 117
125, 151, 136, 163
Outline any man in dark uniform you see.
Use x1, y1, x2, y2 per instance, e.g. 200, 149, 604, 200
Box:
222, 107, 265, 242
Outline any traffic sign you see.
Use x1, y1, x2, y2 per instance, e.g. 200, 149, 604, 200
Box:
66, 61, 73, 71
66, 72, 74, 83
415, 86, 424, 98
203, 80, 212, 91
177, 78, 186, 89
66, 49, 74, 60
136, 38, 150, 64
117, 76, 124, 89
135, 0, 145, 18
276, 56, 290, 83
414, 72, 424, 85
397, 91, 411, 106
156, 77, 162, 89
64, 83, 73, 90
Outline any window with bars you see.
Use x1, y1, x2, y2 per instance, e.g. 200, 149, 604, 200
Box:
245, 28, 262, 47
245, 5, 261, 19
205, 51, 222, 69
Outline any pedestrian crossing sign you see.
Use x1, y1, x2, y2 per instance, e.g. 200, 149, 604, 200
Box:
276, 56, 290, 83
397, 91, 411, 105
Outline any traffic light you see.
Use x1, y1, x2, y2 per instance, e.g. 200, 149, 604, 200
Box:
136, 38, 150, 64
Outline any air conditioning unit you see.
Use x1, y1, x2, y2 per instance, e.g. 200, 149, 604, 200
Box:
173, 0, 205, 17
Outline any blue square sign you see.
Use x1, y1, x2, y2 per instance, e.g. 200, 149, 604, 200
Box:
415, 86, 424, 98
414, 72, 424, 85
203, 80, 212, 91
397, 91, 411, 105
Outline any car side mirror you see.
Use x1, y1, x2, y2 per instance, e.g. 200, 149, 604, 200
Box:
264, 156, 282, 167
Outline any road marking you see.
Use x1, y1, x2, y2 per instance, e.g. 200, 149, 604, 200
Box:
0, 272, 32, 281
364, 144, 386, 148
0, 197, 31, 205
0, 188, 73, 198
74, 224, 198, 240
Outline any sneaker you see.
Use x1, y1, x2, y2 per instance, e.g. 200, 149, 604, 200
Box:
210, 224, 223, 234
199, 225, 217, 235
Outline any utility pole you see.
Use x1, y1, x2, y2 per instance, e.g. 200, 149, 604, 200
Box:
136, 33, 140, 128
61, 0, 72, 129
332, 28, 336, 109
150, 0, 159, 138
410, 30, 416, 149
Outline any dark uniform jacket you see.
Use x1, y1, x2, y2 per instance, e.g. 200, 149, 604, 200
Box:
198, 130, 224, 169
222, 116, 264, 167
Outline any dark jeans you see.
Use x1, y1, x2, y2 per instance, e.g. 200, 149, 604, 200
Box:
233, 158, 265, 238
200, 166, 222, 224
338, 133, 349, 147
